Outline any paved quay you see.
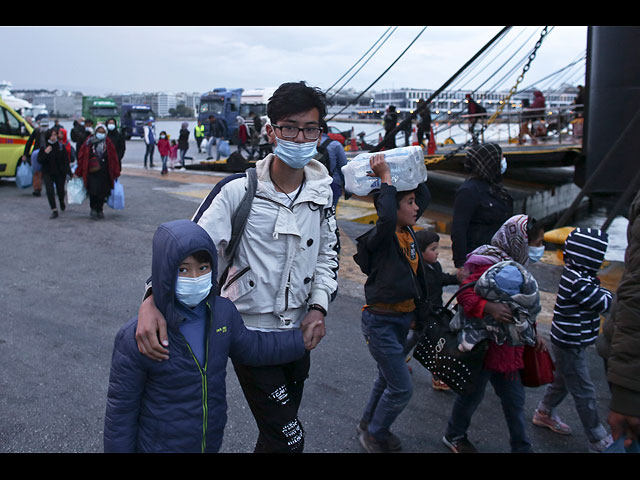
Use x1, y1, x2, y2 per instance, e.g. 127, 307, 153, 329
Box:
0, 147, 621, 455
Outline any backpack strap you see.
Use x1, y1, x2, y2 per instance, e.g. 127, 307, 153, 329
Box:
193, 167, 257, 293
224, 166, 257, 262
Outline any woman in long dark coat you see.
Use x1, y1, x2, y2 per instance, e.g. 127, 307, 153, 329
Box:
75, 123, 121, 219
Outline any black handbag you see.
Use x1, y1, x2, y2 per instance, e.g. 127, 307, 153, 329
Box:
412, 281, 489, 395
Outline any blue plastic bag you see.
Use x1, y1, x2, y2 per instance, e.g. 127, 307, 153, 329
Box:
107, 179, 124, 210
15, 162, 33, 189
217, 140, 230, 157
604, 436, 640, 453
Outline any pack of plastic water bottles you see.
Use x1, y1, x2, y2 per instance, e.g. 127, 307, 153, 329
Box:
341, 146, 428, 196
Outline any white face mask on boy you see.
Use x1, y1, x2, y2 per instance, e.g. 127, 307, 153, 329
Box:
175, 272, 212, 307
528, 245, 545, 262
273, 137, 318, 169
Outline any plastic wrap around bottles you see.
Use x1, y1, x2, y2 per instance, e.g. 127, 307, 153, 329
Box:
341, 146, 428, 196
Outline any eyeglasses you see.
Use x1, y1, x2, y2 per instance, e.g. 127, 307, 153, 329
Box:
272, 124, 322, 140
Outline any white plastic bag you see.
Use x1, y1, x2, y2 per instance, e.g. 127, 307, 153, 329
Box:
67, 177, 87, 205
341, 146, 427, 196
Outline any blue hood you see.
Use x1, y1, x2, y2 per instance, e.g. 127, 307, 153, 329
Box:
151, 219, 218, 330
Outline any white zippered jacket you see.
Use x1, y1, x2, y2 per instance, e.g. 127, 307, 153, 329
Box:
194, 155, 339, 331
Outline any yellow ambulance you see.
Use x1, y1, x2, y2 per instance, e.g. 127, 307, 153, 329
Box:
0, 97, 33, 177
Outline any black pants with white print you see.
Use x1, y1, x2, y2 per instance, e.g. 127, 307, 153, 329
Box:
232, 351, 310, 453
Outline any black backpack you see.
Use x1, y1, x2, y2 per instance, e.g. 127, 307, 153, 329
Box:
353, 227, 375, 275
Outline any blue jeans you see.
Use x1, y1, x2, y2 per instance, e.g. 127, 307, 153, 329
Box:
144, 143, 155, 166
360, 309, 414, 442
206, 137, 220, 157
161, 155, 168, 172
537, 343, 608, 442
446, 368, 532, 452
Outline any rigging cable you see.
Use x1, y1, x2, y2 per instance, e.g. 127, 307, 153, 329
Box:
326, 26, 428, 122
432, 27, 540, 137
448, 26, 529, 93
370, 26, 513, 152
425, 26, 550, 165
327, 27, 398, 102
325, 26, 394, 94
521, 53, 586, 92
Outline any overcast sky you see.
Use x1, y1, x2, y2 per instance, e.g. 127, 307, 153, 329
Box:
1, 26, 588, 95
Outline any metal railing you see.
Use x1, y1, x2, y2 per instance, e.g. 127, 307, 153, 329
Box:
433, 103, 584, 147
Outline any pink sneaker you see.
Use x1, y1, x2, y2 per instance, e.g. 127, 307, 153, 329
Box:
532, 409, 572, 435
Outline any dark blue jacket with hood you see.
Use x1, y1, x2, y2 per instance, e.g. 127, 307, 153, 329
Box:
104, 219, 305, 453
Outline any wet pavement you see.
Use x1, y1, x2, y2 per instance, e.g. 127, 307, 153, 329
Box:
0, 139, 619, 454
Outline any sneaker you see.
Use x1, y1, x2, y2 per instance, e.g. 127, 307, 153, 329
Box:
432, 377, 451, 391
532, 409, 572, 435
49, 210, 58, 219
357, 421, 402, 452
588, 434, 613, 453
442, 434, 478, 453
90, 209, 98, 219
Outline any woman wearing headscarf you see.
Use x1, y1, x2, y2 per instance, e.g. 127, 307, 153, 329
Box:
235, 116, 251, 158
75, 123, 121, 219
106, 117, 126, 169
451, 143, 514, 278
442, 214, 546, 454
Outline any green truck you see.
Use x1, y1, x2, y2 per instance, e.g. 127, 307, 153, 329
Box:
82, 96, 119, 125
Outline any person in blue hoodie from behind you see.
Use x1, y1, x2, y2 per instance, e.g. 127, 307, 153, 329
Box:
104, 219, 316, 453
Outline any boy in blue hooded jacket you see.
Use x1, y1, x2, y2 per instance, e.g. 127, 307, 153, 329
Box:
104, 219, 315, 453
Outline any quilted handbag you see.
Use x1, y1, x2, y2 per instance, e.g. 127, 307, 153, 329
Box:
412, 282, 489, 395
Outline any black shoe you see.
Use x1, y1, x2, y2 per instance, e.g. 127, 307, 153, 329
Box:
357, 421, 402, 452
97, 211, 104, 219
60, 201, 65, 211
442, 434, 478, 453
90, 209, 98, 219
33, 190, 41, 197
50, 210, 58, 219
359, 431, 394, 453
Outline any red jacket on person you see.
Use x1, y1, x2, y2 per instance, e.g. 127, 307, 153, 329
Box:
157, 138, 171, 156
75, 136, 120, 189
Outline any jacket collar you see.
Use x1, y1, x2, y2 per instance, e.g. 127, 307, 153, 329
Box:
255, 154, 332, 206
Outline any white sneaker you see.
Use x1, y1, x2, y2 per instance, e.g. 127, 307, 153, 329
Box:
588, 434, 613, 453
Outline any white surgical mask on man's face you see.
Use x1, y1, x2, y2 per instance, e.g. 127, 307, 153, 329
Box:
273, 137, 318, 169
175, 272, 212, 307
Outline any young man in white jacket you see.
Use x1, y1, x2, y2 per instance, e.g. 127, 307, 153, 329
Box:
134, 81, 339, 453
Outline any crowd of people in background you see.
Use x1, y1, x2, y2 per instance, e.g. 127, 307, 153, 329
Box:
12, 81, 637, 454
